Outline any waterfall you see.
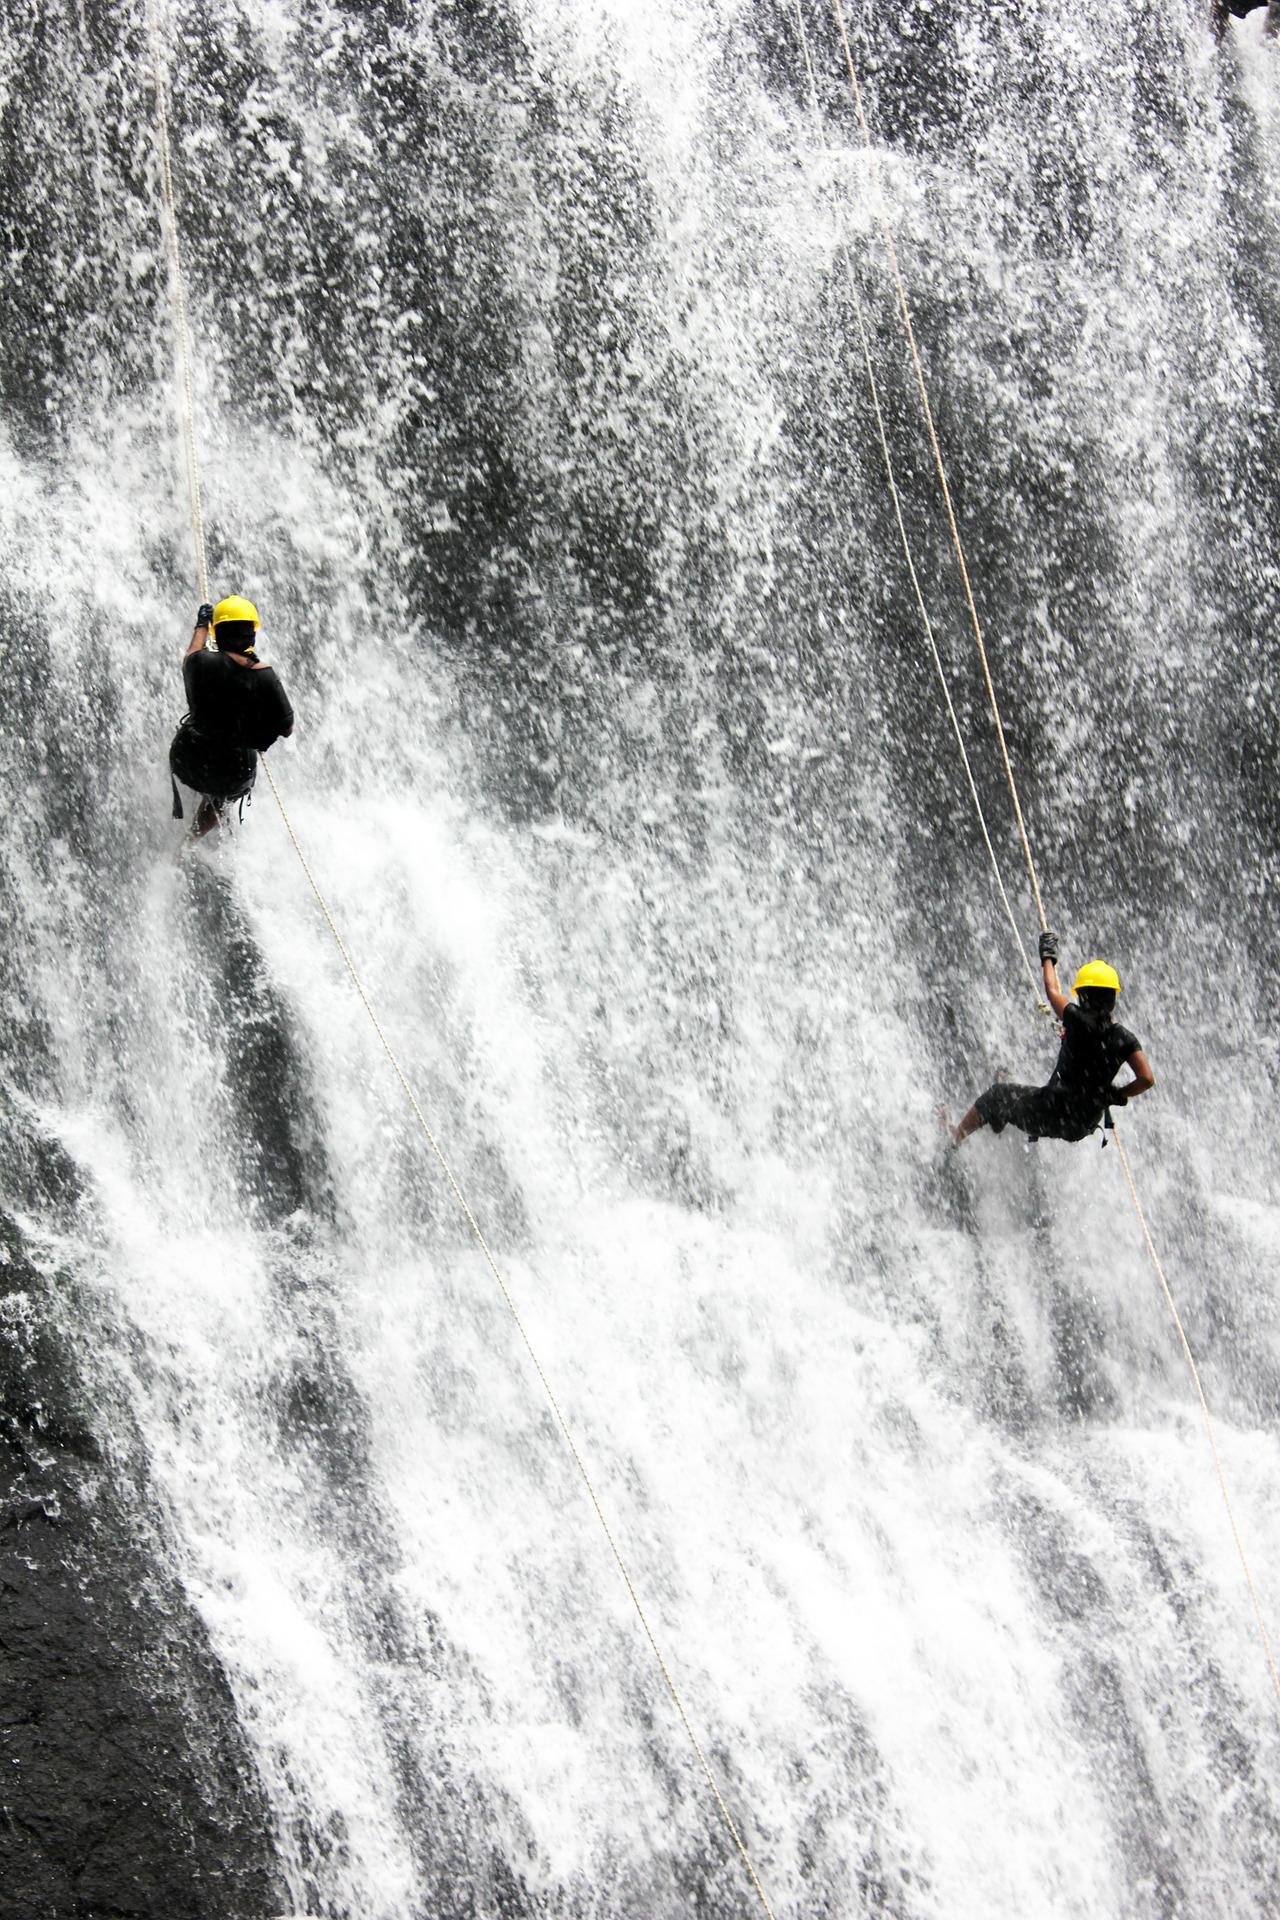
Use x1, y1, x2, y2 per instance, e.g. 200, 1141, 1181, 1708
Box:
2, 1, 1278, 1915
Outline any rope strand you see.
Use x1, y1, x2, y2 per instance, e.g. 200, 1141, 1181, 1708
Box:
813, 0, 1279, 1710
146, 13, 776, 1905
786, 1, 1047, 1011
257, 764, 779, 1912
147, 0, 209, 603
1113, 1133, 1280, 1705
828, 0, 1046, 931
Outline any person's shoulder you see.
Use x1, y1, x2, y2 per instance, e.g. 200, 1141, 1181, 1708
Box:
1062, 1001, 1083, 1027
1115, 1022, 1141, 1053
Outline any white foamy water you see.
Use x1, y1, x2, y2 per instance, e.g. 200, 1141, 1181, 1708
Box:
1, 1, 1278, 1915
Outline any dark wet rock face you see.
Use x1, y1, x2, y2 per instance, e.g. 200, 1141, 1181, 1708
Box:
1, 0, 1279, 1909
0, 1203, 284, 1920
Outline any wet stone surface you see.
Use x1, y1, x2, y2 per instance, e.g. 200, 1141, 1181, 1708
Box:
0, 1204, 284, 1920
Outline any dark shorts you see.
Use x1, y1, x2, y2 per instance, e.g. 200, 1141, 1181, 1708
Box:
169, 723, 256, 810
974, 1081, 1103, 1144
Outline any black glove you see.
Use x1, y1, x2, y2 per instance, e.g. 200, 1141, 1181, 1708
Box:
1038, 930, 1059, 965
1108, 1086, 1128, 1107
196, 603, 214, 627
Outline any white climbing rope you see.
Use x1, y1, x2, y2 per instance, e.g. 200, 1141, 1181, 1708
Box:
786, 0, 1048, 1013
145, 8, 780, 1906
258, 757, 781, 1914
827, 0, 1048, 934
147, 0, 209, 604
1114, 1130, 1280, 1702
798, 0, 1280, 1711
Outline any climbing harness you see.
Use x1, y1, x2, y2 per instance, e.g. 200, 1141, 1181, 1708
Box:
144, 8, 776, 1911
794, 0, 1280, 1706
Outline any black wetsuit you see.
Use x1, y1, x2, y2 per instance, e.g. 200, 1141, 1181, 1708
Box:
974, 1003, 1142, 1144
169, 649, 294, 817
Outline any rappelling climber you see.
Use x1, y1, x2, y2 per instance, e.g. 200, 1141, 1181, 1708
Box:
1211, 0, 1279, 38
950, 934, 1155, 1149
169, 596, 294, 837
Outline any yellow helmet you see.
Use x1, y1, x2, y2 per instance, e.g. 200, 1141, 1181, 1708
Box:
212, 595, 260, 630
1073, 960, 1121, 996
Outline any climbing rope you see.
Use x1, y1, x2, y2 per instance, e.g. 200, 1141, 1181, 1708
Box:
258, 762, 780, 1913
1114, 1132, 1280, 1700
145, 14, 777, 1910
785, 1, 1046, 1012
146, 0, 209, 604
827, 0, 1047, 933
807, 0, 1280, 1709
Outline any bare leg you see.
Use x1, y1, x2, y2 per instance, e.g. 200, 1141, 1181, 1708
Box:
952, 1105, 985, 1148
191, 797, 221, 839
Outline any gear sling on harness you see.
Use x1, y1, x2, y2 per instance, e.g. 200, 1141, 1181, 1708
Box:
169, 721, 256, 820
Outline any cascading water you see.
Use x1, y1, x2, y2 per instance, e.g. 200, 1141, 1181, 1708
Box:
2, 1, 1278, 1915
